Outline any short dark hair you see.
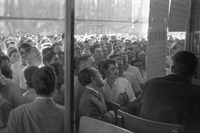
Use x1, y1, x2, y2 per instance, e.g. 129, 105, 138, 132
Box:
130, 59, 143, 66
90, 44, 101, 54
109, 54, 120, 59
25, 66, 38, 88
0, 55, 10, 65
102, 58, 117, 70
42, 47, 53, 57
78, 67, 96, 86
172, 51, 198, 77
75, 54, 92, 70
42, 50, 57, 66
1, 65, 12, 79
125, 47, 134, 52
7, 48, 18, 57
18, 43, 32, 52
32, 66, 56, 95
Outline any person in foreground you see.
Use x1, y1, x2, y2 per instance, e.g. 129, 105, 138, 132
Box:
6, 66, 65, 133
140, 51, 200, 133
78, 67, 115, 124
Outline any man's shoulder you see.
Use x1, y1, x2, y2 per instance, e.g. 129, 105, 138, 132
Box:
12, 61, 20, 66
117, 77, 130, 83
3, 78, 19, 88
80, 90, 97, 104
128, 65, 139, 71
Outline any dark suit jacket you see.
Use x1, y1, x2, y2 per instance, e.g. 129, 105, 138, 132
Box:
79, 89, 115, 124
140, 74, 200, 133
6, 98, 65, 133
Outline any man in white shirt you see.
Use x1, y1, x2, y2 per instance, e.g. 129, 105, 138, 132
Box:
19, 46, 42, 91
100, 59, 136, 110
114, 50, 145, 88
109, 54, 142, 98
11, 43, 31, 85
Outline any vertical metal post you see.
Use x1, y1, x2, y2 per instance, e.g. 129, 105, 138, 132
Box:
65, 0, 74, 133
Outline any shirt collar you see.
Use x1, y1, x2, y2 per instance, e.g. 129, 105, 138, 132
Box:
104, 77, 119, 88
122, 71, 128, 76
35, 96, 53, 100
85, 86, 99, 94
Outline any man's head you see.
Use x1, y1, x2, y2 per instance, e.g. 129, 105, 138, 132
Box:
43, 50, 59, 66
78, 67, 104, 88
102, 58, 119, 79
135, 51, 145, 60
75, 54, 96, 73
32, 66, 56, 96
113, 41, 123, 52
105, 43, 112, 55
124, 39, 132, 48
130, 59, 144, 71
114, 49, 128, 65
109, 54, 123, 70
90, 44, 103, 62
0, 55, 11, 68
25, 47, 42, 67
125, 47, 135, 62
171, 51, 198, 78
18, 43, 32, 65
101, 35, 109, 44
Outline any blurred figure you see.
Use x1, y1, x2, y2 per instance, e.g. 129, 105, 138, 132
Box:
58, 51, 64, 66
74, 43, 82, 58
140, 51, 200, 133
51, 63, 65, 105
113, 41, 123, 52
100, 35, 109, 44
124, 38, 132, 49
105, 42, 112, 57
83, 40, 91, 54
90, 44, 103, 65
102, 46, 108, 59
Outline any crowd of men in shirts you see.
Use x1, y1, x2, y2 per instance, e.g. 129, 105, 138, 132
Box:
0, 33, 199, 133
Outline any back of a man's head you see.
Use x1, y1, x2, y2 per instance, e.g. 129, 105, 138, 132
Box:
75, 54, 94, 72
172, 51, 198, 78
78, 67, 96, 87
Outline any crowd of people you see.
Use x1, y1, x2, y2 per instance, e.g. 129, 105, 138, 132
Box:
0, 32, 199, 133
